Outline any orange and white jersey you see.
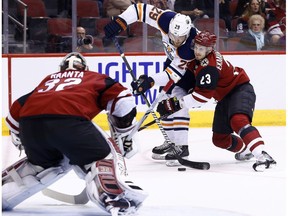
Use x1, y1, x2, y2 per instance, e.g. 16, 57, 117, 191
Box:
120, 3, 198, 86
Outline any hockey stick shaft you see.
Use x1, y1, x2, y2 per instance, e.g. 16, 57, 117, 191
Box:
138, 117, 161, 131
113, 37, 173, 142
126, 79, 173, 140
138, 113, 170, 131
113, 38, 210, 170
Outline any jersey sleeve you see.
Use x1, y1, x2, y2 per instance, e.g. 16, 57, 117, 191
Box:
180, 66, 219, 109
100, 77, 134, 116
120, 3, 165, 30
5, 92, 33, 134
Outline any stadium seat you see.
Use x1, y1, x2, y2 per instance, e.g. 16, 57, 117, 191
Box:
77, 0, 100, 18
123, 37, 162, 52
77, 0, 101, 36
95, 18, 127, 37
229, 0, 239, 18
226, 37, 242, 51
46, 18, 72, 52
18, 0, 47, 17
231, 18, 240, 32
15, 0, 48, 43
218, 38, 227, 51
194, 18, 228, 38
47, 18, 72, 36
129, 22, 160, 37
42, 0, 58, 17
79, 17, 98, 36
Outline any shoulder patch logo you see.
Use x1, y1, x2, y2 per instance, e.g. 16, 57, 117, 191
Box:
200, 58, 209, 67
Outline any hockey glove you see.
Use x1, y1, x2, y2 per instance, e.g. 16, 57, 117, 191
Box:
131, 75, 155, 95
104, 16, 127, 39
11, 132, 24, 151
157, 97, 182, 117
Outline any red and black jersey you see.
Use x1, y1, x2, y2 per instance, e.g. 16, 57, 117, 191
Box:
186, 50, 250, 104
6, 70, 130, 134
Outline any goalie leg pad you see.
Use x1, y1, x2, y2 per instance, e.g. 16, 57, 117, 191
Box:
2, 156, 72, 210
85, 159, 148, 214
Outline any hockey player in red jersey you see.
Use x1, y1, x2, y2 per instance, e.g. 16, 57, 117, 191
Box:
104, 3, 198, 166
155, 31, 276, 172
3, 52, 147, 214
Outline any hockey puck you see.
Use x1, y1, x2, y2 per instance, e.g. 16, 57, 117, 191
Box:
178, 168, 186, 171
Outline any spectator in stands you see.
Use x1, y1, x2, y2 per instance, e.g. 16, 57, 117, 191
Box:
174, 0, 208, 21
146, 0, 169, 9
237, 14, 270, 50
136, 0, 169, 9
236, 0, 266, 33
265, 0, 286, 46
76, 26, 95, 53
202, 0, 232, 31
234, 0, 250, 18
167, 0, 175, 10
103, 0, 134, 17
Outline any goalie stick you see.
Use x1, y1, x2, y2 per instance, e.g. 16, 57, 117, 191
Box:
42, 187, 89, 204
113, 37, 210, 170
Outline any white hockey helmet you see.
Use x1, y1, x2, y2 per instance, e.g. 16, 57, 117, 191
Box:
59, 52, 88, 71
168, 14, 193, 47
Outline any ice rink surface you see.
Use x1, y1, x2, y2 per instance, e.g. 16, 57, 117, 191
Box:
2, 126, 287, 216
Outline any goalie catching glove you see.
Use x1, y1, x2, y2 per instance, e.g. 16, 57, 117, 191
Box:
104, 16, 127, 39
157, 97, 182, 117
131, 75, 155, 95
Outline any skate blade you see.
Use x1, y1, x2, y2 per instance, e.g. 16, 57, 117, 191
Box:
152, 153, 166, 160
253, 163, 266, 172
166, 161, 181, 167
253, 160, 277, 171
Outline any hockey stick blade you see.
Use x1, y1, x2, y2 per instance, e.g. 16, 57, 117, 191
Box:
42, 187, 89, 204
171, 146, 210, 170
178, 157, 210, 170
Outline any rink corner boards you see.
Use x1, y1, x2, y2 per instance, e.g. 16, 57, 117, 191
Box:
2, 109, 285, 136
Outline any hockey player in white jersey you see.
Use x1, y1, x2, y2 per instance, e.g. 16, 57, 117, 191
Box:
104, 3, 199, 166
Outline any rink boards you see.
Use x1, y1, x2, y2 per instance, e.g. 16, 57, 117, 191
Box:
2, 52, 286, 135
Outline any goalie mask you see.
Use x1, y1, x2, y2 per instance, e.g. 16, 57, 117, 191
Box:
168, 14, 193, 47
59, 52, 88, 71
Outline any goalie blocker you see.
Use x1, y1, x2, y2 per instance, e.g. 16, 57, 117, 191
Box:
2, 124, 148, 215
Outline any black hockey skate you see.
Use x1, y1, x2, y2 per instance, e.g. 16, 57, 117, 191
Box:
165, 145, 189, 167
152, 141, 172, 154
152, 141, 174, 160
253, 151, 276, 172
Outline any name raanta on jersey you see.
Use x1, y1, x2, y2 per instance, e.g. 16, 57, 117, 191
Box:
51, 71, 84, 79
